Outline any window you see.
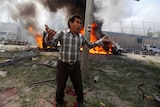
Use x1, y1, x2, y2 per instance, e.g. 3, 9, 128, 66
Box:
8, 32, 16, 36
0, 32, 7, 35
150, 46, 156, 48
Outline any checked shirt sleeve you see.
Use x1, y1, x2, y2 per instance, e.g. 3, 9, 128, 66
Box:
82, 36, 103, 49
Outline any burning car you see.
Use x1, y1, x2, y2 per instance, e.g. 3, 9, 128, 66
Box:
40, 24, 123, 55
102, 41, 123, 55
42, 23, 123, 54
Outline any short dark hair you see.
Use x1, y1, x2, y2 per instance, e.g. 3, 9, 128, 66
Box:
68, 14, 82, 28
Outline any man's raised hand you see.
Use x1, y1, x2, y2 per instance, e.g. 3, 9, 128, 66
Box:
45, 25, 57, 40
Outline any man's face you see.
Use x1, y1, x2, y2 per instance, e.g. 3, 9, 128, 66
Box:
69, 18, 82, 34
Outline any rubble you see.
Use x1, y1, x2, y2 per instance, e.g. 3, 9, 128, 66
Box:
0, 43, 39, 67
38, 98, 54, 107
0, 54, 37, 67
0, 44, 37, 52
0, 70, 7, 77
30, 78, 55, 86
93, 75, 99, 83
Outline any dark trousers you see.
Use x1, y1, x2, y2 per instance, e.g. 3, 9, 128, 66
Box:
56, 60, 84, 104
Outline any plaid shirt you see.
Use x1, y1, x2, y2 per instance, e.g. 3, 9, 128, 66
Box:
45, 30, 103, 64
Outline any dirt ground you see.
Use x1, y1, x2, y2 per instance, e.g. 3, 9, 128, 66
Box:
0, 50, 160, 107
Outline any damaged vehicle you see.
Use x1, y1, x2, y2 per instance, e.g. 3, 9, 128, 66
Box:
103, 41, 123, 55
142, 44, 160, 54
112, 42, 124, 55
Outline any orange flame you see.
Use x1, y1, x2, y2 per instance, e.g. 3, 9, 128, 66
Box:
29, 26, 43, 48
29, 24, 112, 54
80, 23, 112, 55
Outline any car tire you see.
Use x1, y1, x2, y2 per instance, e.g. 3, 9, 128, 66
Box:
116, 50, 122, 55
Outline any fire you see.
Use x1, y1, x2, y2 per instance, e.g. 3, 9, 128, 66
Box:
29, 26, 43, 48
29, 24, 112, 55
35, 33, 43, 48
80, 23, 112, 55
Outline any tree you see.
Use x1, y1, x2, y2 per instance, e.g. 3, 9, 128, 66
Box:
147, 31, 153, 37
156, 31, 160, 38
147, 27, 153, 37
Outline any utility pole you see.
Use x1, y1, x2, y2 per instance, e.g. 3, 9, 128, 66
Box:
81, 0, 94, 81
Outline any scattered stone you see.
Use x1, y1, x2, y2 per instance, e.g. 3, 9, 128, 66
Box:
0, 70, 7, 77
38, 99, 54, 107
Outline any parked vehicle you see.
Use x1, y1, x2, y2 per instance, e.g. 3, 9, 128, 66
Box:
142, 44, 160, 53
0, 31, 17, 43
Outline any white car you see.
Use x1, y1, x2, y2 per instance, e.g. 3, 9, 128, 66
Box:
142, 44, 160, 53
112, 42, 124, 55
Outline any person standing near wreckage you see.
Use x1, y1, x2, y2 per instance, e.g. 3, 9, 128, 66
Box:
44, 14, 109, 107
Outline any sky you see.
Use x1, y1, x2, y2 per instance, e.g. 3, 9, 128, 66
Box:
128, 0, 159, 22
99, 0, 160, 23
0, 0, 160, 35
96, 0, 160, 34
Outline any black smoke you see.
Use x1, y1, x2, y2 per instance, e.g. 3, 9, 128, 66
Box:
18, 2, 37, 30
9, 1, 39, 30
39, 0, 104, 37
39, 0, 86, 20
8, 0, 104, 37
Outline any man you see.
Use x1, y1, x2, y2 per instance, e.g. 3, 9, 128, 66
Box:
44, 14, 109, 107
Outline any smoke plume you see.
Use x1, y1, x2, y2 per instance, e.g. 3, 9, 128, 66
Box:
1, 0, 134, 37
5, 0, 88, 32
12, 2, 38, 30
39, 0, 86, 19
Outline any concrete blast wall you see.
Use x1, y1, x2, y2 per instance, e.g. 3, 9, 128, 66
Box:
103, 31, 160, 50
